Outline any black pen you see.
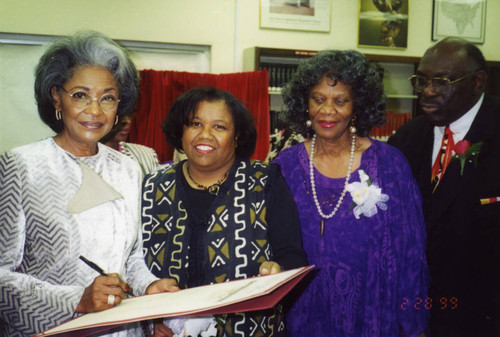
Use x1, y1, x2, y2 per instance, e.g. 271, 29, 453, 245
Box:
79, 255, 134, 297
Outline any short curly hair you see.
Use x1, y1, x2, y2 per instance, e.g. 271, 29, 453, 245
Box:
162, 87, 257, 158
34, 30, 139, 133
282, 50, 386, 138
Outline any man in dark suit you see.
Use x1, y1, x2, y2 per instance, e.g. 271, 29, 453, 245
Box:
388, 37, 500, 336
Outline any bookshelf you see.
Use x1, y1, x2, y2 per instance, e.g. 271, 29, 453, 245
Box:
256, 47, 317, 93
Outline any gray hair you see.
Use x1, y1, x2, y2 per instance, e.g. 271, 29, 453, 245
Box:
34, 30, 139, 133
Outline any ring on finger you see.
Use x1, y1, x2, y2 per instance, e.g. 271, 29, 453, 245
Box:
107, 294, 115, 305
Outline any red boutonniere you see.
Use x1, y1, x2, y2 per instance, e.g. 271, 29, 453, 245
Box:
453, 140, 483, 175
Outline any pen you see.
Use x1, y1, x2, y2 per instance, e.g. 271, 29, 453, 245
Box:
480, 197, 500, 205
79, 255, 134, 297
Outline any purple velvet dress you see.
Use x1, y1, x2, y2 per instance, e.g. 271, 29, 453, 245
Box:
273, 139, 429, 337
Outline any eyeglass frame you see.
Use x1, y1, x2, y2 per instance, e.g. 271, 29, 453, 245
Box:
408, 72, 476, 94
57, 86, 121, 111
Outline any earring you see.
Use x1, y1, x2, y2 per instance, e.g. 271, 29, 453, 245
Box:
306, 120, 312, 127
114, 116, 119, 125
349, 115, 357, 134
55, 110, 62, 121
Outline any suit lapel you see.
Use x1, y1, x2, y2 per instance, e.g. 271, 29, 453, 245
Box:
430, 157, 470, 221
414, 124, 434, 199
429, 97, 495, 221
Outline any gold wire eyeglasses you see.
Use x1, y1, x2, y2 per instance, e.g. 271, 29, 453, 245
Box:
59, 86, 120, 111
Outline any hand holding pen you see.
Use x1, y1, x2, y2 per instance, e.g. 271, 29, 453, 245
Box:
79, 256, 134, 296
75, 255, 133, 313
76, 255, 179, 314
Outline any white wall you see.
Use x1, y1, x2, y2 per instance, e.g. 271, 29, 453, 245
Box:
1, 0, 499, 73
0, 0, 236, 73
0, 44, 52, 152
1, 0, 499, 151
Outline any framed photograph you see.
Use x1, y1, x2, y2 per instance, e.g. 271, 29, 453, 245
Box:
432, 0, 486, 43
358, 0, 409, 49
260, 0, 331, 32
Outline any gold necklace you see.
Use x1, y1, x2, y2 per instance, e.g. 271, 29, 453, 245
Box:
186, 163, 230, 195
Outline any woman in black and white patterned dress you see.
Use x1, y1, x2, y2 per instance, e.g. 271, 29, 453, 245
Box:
0, 31, 178, 337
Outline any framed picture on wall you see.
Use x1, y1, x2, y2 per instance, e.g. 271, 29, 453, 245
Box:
432, 0, 486, 43
260, 0, 331, 32
357, 0, 409, 49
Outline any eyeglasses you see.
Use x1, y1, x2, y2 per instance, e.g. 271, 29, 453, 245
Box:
408, 73, 475, 94
59, 86, 120, 111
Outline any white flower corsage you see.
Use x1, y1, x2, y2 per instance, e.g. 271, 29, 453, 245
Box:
345, 170, 389, 219
162, 316, 218, 337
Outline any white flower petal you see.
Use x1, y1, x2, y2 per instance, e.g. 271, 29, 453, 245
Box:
353, 205, 362, 219
377, 202, 388, 211
358, 169, 370, 182
347, 171, 390, 219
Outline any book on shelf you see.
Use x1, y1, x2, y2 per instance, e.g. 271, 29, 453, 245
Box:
37, 265, 314, 337
370, 110, 410, 141
260, 62, 298, 91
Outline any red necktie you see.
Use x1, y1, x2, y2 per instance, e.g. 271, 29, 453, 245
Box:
431, 126, 454, 192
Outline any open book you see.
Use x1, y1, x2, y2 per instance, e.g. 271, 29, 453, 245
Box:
38, 265, 314, 336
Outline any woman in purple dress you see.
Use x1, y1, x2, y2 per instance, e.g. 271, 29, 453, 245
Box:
273, 50, 429, 337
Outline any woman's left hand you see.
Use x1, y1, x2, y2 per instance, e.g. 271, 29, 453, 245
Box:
146, 278, 180, 294
259, 261, 282, 275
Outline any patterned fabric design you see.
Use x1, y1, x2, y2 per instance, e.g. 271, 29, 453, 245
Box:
273, 140, 429, 337
142, 159, 285, 337
0, 138, 158, 337
120, 142, 160, 177
265, 128, 305, 164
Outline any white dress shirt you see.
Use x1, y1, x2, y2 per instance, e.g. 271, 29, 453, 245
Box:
432, 93, 484, 163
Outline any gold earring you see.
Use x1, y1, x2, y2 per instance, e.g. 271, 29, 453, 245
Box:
349, 115, 357, 134
306, 120, 312, 127
55, 110, 62, 121
114, 116, 119, 125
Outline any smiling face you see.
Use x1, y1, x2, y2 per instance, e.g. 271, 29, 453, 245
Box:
182, 100, 237, 175
308, 75, 354, 142
416, 42, 484, 126
52, 66, 119, 156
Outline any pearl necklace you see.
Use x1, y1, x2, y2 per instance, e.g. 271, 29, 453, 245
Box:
309, 133, 356, 236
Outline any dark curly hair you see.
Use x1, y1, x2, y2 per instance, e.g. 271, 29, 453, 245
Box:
282, 50, 387, 138
162, 87, 256, 158
34, 31, 139, 133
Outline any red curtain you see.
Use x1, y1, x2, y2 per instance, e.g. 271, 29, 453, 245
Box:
129, 69, 270, 163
